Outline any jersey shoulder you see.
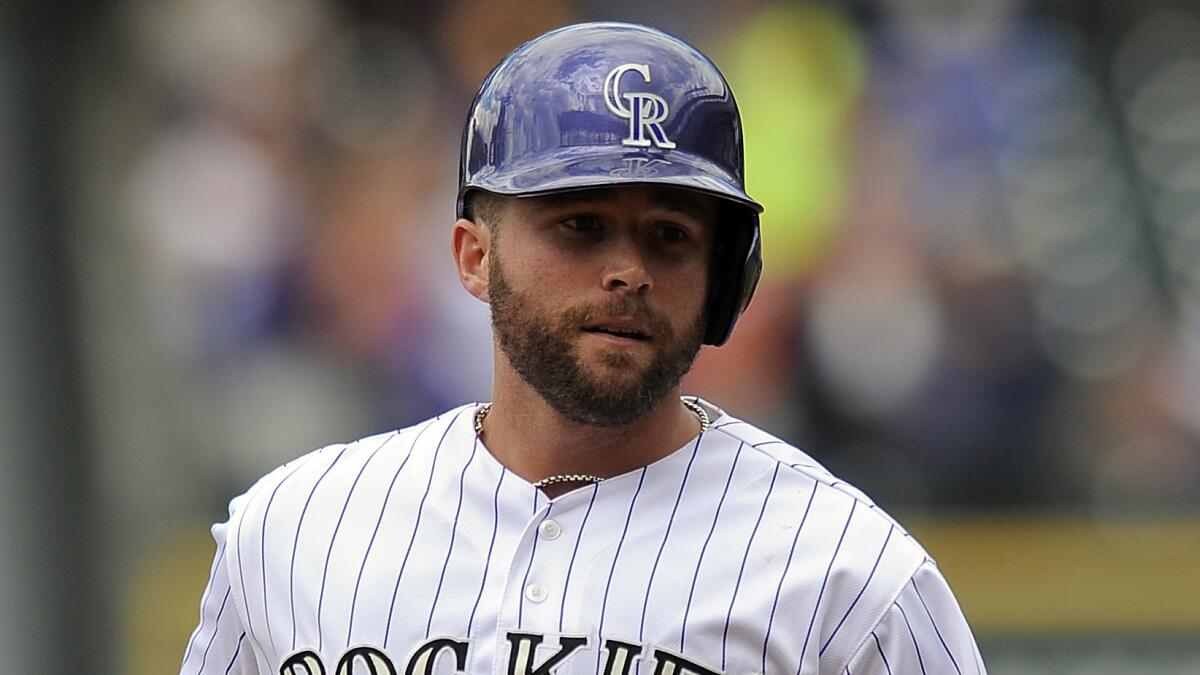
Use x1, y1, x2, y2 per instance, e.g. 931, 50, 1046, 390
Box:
712, 409, 926, 549
708, 407, 937, 655
711, 411, 888, 514
220, 404, 476, 540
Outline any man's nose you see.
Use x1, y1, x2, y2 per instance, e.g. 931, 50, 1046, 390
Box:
601, 241, 653, 295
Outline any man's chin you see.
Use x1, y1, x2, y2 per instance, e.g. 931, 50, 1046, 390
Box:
578, 346, 653, 379
540, 352, 688, 428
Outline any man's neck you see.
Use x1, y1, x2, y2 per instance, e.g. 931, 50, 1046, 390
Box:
480, 368, 703, 498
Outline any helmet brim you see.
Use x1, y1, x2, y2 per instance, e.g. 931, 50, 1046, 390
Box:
457, 145, 763, 218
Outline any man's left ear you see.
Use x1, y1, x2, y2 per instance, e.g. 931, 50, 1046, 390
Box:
451, 218, 491, 302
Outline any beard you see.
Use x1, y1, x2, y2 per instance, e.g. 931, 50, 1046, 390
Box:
488, 252, 705, 427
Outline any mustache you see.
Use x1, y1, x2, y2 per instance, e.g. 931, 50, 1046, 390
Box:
562, 297, 671, 335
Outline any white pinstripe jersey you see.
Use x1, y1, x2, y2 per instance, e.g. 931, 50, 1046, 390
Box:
181, 400, 986, 675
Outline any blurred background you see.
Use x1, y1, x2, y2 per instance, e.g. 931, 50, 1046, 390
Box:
3, 0, 1199, 672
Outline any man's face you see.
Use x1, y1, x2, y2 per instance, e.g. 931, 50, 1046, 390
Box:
485, 185, 718, 427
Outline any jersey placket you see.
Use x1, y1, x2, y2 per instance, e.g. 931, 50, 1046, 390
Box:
494, 487, 595, 675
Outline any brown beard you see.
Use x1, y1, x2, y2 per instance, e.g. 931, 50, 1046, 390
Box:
488, 250, 705, 427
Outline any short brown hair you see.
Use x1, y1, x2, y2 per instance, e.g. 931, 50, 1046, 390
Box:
465, 190, 506, 230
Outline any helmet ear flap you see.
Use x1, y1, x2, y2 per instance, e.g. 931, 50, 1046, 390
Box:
459, 188, 476, 221
704, 203, 761, 346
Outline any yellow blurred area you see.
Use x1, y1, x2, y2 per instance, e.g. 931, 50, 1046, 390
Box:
908, 515, 1200, 634
127, 531, 223, 675
723, 3, 865, 279
134, 516, 1200, 674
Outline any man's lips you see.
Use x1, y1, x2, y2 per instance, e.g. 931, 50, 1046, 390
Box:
581, 317, 652, 341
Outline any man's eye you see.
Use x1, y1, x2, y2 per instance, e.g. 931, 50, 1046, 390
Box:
657, 226, 689, 243
561, 216, 600, 232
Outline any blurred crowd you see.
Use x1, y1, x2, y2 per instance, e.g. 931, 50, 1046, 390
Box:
79, 0, 1200, 536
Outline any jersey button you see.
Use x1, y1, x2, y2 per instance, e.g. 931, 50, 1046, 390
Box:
525, 583, 548, 603
538, 519, 562, 540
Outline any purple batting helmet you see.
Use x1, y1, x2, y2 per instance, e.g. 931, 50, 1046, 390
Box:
458, 21, 762, 346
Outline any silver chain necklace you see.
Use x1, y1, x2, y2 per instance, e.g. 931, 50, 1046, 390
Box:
473, 397, 710, 488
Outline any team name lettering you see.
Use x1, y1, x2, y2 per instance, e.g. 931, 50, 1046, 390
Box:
281, 650, 326, 675
337, 646, 397, 675
280, 634, 724, 675
506, 633, 588, 675
650, 648, 721, 675
405, 639, 469, 675
600, 639, 643, 675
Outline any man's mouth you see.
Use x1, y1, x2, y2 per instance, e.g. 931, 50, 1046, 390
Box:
581, 319, 652, 341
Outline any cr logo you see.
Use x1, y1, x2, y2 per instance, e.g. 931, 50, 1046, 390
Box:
603, 63, 677, 150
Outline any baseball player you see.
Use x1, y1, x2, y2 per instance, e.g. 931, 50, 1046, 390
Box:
181, 22, 985, 675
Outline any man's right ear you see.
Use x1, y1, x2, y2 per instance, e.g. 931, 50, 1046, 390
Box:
451, 218, 491, 303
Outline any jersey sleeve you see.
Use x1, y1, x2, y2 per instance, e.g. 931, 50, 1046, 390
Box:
844, 561, 986, 675
179, 495, 259, 675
